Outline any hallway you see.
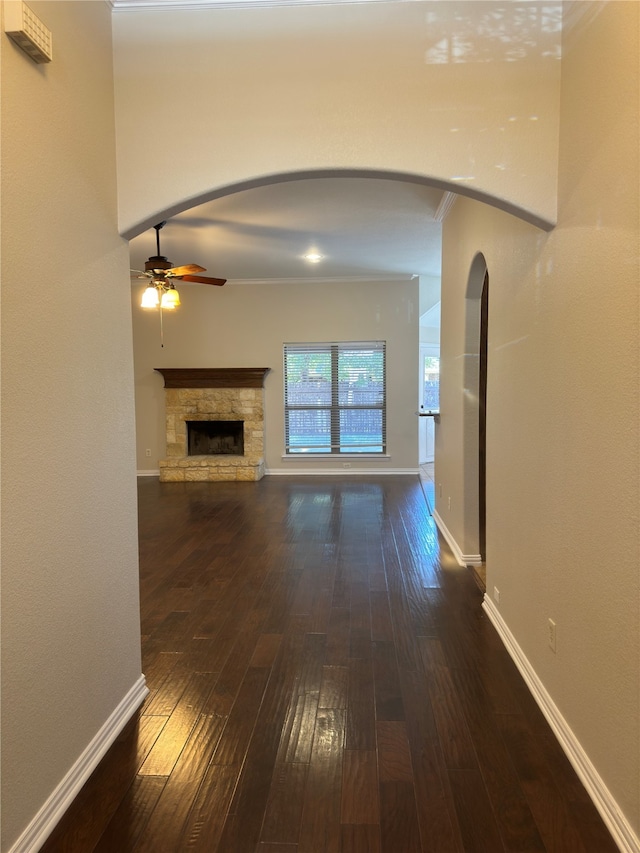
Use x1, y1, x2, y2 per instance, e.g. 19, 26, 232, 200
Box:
42, 476, 617, 852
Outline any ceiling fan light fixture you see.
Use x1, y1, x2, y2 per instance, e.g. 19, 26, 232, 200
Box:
141, 284, 160, 308
160, 287, 180, 309
135, 223, 226, 346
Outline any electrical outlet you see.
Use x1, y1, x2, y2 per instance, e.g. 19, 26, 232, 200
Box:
145, 448, 151, 457
448, 496, 451, 510
493, 586, 500, 604
548, 618, 557, 653
342, 462, 351, 469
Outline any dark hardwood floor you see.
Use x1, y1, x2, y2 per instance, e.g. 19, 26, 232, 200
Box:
41, 475, 618, 852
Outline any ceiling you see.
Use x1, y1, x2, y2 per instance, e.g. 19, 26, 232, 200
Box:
122, 2, 453, 293
128, 176, 449, 286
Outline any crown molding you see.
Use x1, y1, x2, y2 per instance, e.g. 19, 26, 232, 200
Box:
110, 0, 408, 11
222, 274, 417, 285
131, 274, 419, 287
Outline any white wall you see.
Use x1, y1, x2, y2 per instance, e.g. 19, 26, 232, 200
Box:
1, 3, 143, 849
112, 1, 561, 236
437, 0, 639, 839
132, 278, 419, 474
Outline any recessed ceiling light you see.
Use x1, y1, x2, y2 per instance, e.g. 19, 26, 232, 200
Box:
303, 252, 324, 263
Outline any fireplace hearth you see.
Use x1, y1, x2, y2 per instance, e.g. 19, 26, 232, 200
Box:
155, 368, 270, 482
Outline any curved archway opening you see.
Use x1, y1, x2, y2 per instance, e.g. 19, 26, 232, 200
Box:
126, 171, 453, 284
122, 166, 554, 244
463, 253, 489, 570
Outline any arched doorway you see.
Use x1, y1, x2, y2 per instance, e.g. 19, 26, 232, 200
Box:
478, 270, 489, 563
463, 254, 489, 569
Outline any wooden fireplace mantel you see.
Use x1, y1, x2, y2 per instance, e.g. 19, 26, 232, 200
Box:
155, 367, 270, 389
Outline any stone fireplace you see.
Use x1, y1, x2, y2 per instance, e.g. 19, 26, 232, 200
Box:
155, 367, 270, 482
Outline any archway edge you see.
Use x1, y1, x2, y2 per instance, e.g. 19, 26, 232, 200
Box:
120, 168, 555, 242
466, 252, 489, 300
460, 251, 489, 562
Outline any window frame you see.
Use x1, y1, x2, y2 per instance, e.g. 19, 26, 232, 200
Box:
283, 341, 387, 456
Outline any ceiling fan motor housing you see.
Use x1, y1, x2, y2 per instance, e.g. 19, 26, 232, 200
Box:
145, 255, 172, 273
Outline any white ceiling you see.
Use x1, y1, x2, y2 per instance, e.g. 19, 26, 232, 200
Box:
128, 176, 448, 285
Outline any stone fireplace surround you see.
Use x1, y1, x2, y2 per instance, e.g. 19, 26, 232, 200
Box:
155, 368, 270, 482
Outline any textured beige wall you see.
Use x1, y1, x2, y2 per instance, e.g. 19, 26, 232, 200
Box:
437, 0, 639, 833
2, 0, 634, 847
1, 3, 142, 849
133, 278, 419, 474
112, 0, 561, 236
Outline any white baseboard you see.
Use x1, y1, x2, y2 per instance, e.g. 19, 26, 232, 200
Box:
137, 469, 419, 478
9, 675, 149, 853
432, 509, 482, 567
266, 468, 419, 476
483, 596, 640, 853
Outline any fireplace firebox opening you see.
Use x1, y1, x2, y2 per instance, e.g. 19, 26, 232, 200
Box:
187, 420, 244, 456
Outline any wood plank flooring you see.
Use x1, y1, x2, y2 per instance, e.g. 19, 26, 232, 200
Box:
41, 475, 618, 852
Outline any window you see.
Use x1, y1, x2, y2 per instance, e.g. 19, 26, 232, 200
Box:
422, 353, 440, 412
284, 341, 386, 454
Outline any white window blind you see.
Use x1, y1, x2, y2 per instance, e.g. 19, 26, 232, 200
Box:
284, 341, 386, 454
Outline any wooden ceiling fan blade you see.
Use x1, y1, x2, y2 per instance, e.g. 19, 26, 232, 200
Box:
166, 264, 206, 276
180, 274, 227, 286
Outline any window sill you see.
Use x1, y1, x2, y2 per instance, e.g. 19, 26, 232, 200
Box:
281, 453, 391, 460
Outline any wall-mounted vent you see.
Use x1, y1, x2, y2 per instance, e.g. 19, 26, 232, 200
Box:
5, 1, 52, 63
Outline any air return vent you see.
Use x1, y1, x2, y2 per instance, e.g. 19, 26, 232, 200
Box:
5, 1, 52, 63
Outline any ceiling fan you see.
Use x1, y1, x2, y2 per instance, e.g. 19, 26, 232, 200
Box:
134, 221, 226, 310
133, 221, 226, 346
